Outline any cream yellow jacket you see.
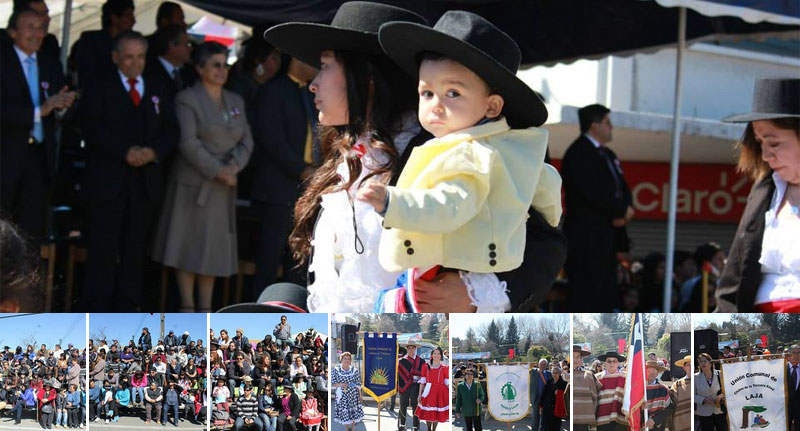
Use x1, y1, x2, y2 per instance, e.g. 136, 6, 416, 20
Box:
379, 118, 562, 273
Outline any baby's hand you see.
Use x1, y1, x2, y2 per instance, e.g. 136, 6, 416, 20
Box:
356, 179, 387, 213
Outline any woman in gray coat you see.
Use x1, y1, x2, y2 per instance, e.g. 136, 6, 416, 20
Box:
153, 42, 253, 312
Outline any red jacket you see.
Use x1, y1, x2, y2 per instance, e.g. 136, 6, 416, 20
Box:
38, 388, 57, 408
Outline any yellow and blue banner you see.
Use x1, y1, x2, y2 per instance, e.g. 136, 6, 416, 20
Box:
362, 332, 398, 403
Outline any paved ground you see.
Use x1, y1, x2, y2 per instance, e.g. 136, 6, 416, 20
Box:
86, 407, 206, 431
88, 414, 206, 430
0, 416, 65, 430
451, 413, 568, 431
332, 396, 451, 431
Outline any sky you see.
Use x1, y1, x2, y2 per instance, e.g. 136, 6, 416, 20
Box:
0, 314, 86, 349
449, 313, 567, 339
693, 313, 735, 328
90, 313, 207, 344
210, 313, 329, 340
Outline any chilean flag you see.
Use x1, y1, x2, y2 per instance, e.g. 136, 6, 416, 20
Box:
622, 313, 647, 431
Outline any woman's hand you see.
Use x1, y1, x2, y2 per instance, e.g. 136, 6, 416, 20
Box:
415, 272, 477, 312
702, 397, 714, 406
356, 179, 387, 213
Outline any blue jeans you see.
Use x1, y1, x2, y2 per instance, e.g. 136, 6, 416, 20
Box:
259, 413, 277, 431
235, 416, 264, 431
10, 403, 23, 422
163, 403, 179, 425
130, 387, 145, 404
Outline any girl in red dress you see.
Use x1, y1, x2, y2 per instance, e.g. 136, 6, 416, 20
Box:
415, 346, 449, 429
299, 391, 324, 428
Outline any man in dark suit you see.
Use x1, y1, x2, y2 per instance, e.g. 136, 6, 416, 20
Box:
561, 104, 633, 311
1, 9, 77, 239
530, 358, 553, 431
75, 0, 135, 89
250, 57, 318, 295
80, 31, 178, 311
0, 0, 59, 60
789, 345, 800, 431
145, 1, 186, 57
143, 24, 192, 99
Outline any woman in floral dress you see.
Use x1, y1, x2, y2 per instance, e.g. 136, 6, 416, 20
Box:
331, 352, 363, 431
416, 347, 449, 430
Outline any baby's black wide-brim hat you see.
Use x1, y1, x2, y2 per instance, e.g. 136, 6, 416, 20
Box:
379, 10, 547, 129
264, 1, 427, 69
722, 77, 800, 123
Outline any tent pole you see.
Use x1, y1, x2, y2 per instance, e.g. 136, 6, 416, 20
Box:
60, 0, 73, 71
663, 6, 686, 313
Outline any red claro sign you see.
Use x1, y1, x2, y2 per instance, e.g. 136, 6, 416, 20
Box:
552, 160, 752, 223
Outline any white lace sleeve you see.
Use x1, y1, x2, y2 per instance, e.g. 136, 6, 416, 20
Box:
459, 271, 511, 313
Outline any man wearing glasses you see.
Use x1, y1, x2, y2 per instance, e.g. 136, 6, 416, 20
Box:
594, 351, 627, 431
234, 385, 263, 431
227, 354, 249, 398
562, 103, 633, 311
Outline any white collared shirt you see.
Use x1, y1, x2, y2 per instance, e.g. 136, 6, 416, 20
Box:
118, 70, 144, 97
14, 45, 41, 122
584, 133, 603, 149
756, 172, 800, 304
158, 57, 179, 79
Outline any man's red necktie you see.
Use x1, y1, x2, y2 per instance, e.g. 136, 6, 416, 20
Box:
128, 78, 141, 106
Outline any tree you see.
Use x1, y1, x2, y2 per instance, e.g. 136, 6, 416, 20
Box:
425, 314, 440, 340
527, 345, 549, 361
465, 328, 477, 352
505, 316, 520, 350
487, 320, 502, 355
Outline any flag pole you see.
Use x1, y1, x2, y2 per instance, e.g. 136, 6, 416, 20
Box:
640, 313, 649, 431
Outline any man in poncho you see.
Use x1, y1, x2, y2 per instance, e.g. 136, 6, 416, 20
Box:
595, 351, 627, 431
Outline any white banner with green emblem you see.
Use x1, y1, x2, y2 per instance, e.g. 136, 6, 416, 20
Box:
486, 364, 530, 422
721, 358, 787, 431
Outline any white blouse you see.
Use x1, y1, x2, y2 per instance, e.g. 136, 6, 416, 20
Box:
756, 173, 800, 305
306, 137, 401, 312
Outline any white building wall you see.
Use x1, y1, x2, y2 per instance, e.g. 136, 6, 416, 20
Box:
519, 43, 800, 122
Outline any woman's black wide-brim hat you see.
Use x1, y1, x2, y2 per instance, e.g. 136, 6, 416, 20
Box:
723, 77, 800, 123
379, 10, 547, 129
264, 1, 427, 69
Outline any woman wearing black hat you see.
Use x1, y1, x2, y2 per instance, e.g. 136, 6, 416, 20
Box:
278, 383, 301, 431
717, 77, 800, 312
264, 1, 427, 312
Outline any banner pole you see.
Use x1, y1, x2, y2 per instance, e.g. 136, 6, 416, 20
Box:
378, 401, 381, 431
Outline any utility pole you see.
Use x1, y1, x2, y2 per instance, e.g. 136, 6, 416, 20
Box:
160, 313, 165, 342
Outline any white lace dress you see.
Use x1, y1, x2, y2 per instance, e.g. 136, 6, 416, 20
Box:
306, 139, 401, 312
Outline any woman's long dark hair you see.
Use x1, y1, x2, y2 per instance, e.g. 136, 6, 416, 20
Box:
290, 50, 418, 265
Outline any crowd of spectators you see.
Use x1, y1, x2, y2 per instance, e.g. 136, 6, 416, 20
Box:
0, 342, 86, 428
210, 316, 328, 431
87, 327, 207, 426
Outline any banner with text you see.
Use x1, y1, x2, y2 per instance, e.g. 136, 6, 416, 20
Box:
721, 358, 787, 431
362, 332, 398, 403
487, 364, 530, 422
